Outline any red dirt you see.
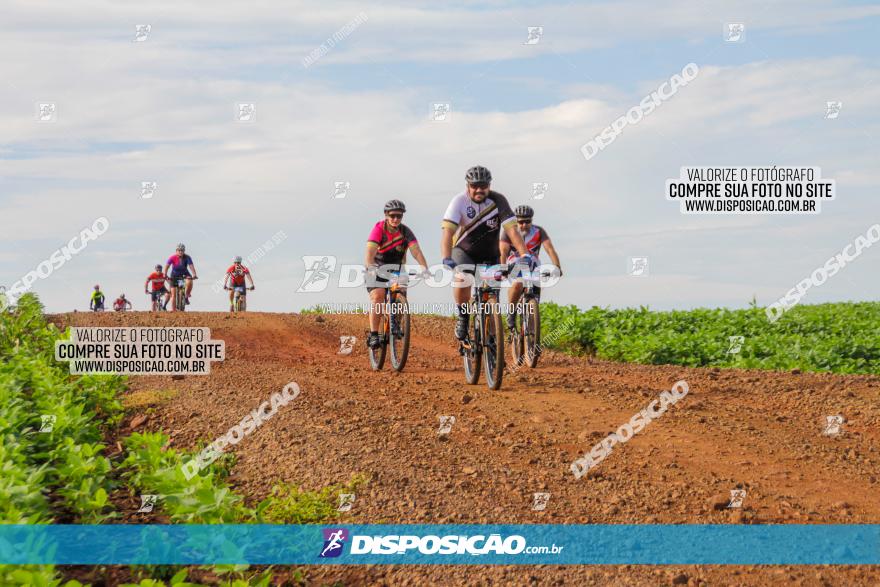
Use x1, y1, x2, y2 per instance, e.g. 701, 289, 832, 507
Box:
52, 311, 880, 586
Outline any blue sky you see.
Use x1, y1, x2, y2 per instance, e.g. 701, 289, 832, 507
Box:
1, 0, 878, 313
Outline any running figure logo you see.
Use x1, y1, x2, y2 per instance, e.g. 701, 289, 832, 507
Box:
824, 101, 842, 119
437, 415, 456, 436
134, 24, 151, 42
531, 182, 548, 200
823, 415, 844, 437
338, 336, 356, 355
137, 494, 159, 513
319, 528, 349, 558
337, 493, 355, 512
141, 181, 157, 199
237, 103, 256, 122
524, 26, 543, 45
725, 23, 745, 42
37, 103, 57, 122
39, 415, 56, 433
532, 492, 551, 511
297, 256, 337, 292
727, 489, 746, 509
727, 336, 744, 355
333, 181, 350, 199
629, 257, 649, 277
431, 103, 451, 121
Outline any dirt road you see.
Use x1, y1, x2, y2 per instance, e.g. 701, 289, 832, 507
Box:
55, 311, 880, 586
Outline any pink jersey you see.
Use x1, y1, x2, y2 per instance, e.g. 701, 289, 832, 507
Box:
367, 220, 418, 266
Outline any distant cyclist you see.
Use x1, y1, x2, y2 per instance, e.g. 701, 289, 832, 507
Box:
224, 256, 255, 311
364, 199, 429, 349
499, 205, 562, 330
144, 264, 170, 310
113, 293, 132, 312
441, 166, 532, 341
164, 243, 198, 310
90, 285, 105, 312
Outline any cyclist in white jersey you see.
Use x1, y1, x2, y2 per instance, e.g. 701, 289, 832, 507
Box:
441, 165, 533, 341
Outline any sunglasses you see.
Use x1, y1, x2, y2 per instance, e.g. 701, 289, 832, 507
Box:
468, 182, 490, 190
517, 219, 532, 224
387, 213, 403, 219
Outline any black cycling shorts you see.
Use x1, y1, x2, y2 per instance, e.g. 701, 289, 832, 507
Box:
451, 248, 504, 276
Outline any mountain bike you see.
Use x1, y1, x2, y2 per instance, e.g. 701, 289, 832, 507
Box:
170, 276, 196, 312
368, 270, 412, 372
226, 285, 254, 312
148, 286, 167, 312
509, 267, 549, 369
459, 265, 506, 390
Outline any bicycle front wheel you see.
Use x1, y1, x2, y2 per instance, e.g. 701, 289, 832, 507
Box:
483, 299, 505, 390
463, 311, 481, 385
509, 308, 524, 370
389, 293, 410, 372
369, 313, 388, 371
524, 297, 540, 368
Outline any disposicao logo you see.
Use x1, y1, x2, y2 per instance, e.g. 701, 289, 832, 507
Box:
319, 528, 349, 558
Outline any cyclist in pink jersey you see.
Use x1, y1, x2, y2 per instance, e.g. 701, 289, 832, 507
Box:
364, 200, 429, 349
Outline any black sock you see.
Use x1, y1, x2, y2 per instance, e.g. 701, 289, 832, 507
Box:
370, 330, 378, 336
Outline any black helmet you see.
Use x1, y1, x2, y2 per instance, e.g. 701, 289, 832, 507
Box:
465, 166, 492, 185
514, 205, 534, 219
384, 199, 406, 213
154, 264, 162, 271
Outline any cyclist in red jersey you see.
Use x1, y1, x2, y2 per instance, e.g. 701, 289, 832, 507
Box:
499, 205, 563, 330
224, 256, 255, 311
113, 293, 132, 312
144, 264, 170, 310
364, 200, 429, 349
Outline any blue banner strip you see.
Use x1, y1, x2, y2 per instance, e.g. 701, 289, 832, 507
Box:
1, 525, 878, 565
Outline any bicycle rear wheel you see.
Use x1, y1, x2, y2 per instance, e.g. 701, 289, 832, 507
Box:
482, 299, 504, 390
389, 293, 410, 372
368, 313, 387, 371
524, 297, 541, 368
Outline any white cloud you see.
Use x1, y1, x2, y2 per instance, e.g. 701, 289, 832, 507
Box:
1, 2, 878, 311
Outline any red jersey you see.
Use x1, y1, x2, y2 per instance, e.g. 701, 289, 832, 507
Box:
226, 264, 250, 286
147, 271, 166, 292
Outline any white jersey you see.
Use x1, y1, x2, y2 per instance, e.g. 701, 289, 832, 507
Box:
441, 190, 516, 261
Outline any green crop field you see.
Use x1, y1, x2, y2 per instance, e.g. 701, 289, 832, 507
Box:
540, 301, 880, 375
0, 294, 364, 586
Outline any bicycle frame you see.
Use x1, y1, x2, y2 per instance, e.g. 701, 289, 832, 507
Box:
460, 265, 506, 389
368, 270, 412, 372
232, 285, 247, 312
